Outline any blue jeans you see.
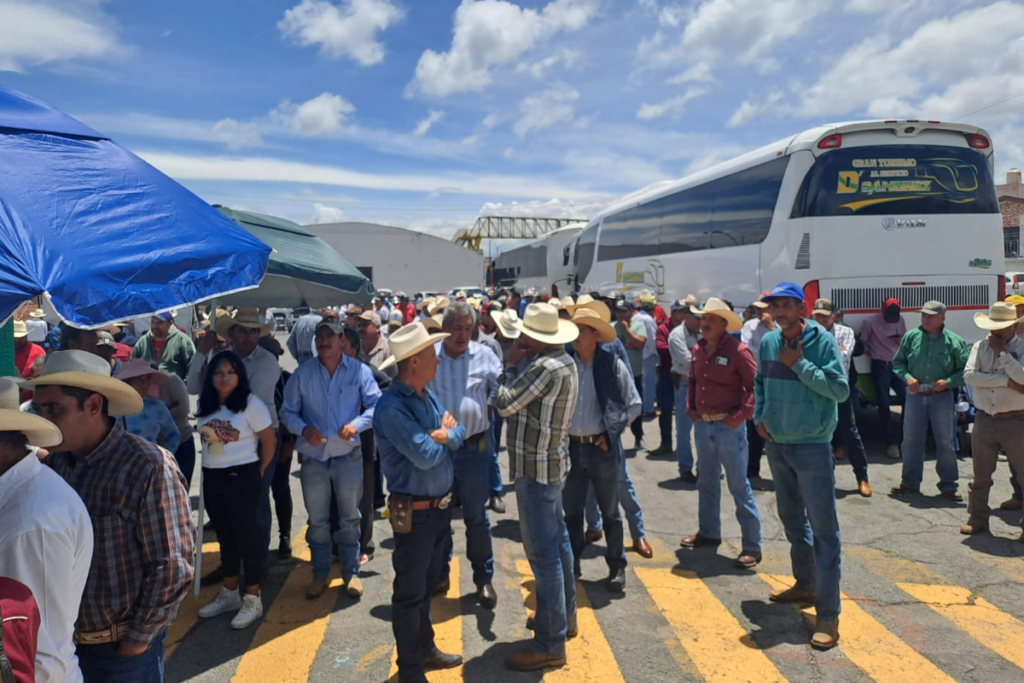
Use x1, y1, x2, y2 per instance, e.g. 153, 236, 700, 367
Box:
694, 421, 761, 552
656, 371, 674, 448
901, 391, 958, 493
563, 441, 626, 570
490, 410, 504, 495
619, 455, 646, 541
77, 629, 165, 683
674, 379, 694, 474
765, 442, 842, 622
585, 487, 602, 532
300, 454, 363, 580
515, 477, 576, 657
392, 506, 452, 683
870, 361, 906, 446
642, 354, 657, 413
445, 435, 495, 586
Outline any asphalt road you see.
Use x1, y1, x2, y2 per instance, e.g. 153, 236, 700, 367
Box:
165, 342, 1024, 683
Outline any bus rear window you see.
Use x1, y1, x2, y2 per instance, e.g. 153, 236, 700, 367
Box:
791, 144, 999, 217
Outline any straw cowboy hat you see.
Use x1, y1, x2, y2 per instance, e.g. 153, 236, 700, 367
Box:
23, 350, 143, 416
416, 297, 436, 312
512, 303, 579, 345
420, 315, 443, 332
565, 294, 612, 323
429, 297, 450, 316
466, 297, 482, 311
571, 307, 616, 343
379, 323, 449, 371
115, 359, 170, 387
694, 297, 743, 333
490, 308, 522, 340
215, 306, 271, 338
0, 378, 62, 448
29, 308, 46, 319
974, 302, 1022, 331
12, 321, 28, 339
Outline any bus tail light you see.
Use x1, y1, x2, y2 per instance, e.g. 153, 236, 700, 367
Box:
999, 275, 1007, 300
965, 134, 990, 149
803, 280, 820, 317
818, 134, 842, 150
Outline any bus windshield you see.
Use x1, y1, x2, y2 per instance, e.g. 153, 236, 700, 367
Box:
791, 144, 999, 217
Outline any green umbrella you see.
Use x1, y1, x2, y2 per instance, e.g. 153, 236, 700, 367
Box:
214, 206, 373, 307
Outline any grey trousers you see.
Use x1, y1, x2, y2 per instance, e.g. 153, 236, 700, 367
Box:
968, 411, 1024, 526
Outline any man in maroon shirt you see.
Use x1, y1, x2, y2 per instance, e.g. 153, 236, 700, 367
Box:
679, 298, 762, 569
650, 304, 686, 456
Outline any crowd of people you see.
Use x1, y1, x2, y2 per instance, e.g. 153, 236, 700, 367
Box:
1, 280, 1022, 683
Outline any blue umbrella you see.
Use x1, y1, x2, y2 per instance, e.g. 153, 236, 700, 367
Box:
0, 85, 271, 328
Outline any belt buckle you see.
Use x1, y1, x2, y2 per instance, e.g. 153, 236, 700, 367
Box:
438, 493, 452, 510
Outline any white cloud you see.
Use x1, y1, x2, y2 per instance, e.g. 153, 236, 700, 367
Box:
0, 1, 119, 72
514, 86, 579, 137
271, 92, 355, 136
727, 90, 783, 128
666, 62, 714, 85
414, 110, 445, 137
478, 197, 606, 219
482, 113, 500, 129
636, 86, 709, 121
278, 0, 404, 66
461, 134, 481, 146
407, 0, 600, 97
503, 147, 516, 159
211, 118, 264, 149
516, 47, 582, 79
311, 203, 347, 224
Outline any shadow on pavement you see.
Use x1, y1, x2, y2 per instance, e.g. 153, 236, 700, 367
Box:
739, 599, 809, 649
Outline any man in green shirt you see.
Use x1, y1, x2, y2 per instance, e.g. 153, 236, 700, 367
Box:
131, 313, 196, 381
891, 301, 969, 499
615, 301, 647, 450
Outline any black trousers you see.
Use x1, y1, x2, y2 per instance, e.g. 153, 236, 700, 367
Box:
746, 420, 765, 478
630, 375, 644, 441
832, 396, 869, 482
204, 461, 263, 585
271, 447, 294, 543
360, 430, 377, 556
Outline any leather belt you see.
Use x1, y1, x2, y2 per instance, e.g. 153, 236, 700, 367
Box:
74, 622, 131, 645
699, 413, 728, 422
569, 433, 605, 444
409, 493, 452, 511
980, 409, 1024, 420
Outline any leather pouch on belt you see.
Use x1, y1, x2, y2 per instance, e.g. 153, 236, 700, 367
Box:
389, 494, 413, 534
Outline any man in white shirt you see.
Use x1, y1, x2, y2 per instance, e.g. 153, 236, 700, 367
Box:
0, 378, 93, 683
635, 292, 660, 417
961, 301, 1024, 540
741, 294, 775, 482
667, 300, 697, 482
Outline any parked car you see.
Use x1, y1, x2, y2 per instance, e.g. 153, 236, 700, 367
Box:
448, 286, 488, 300
1007, 272, 1024, 296
266, 307, 294, 332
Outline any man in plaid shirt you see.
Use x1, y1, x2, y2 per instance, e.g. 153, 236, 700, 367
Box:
30, 351, 195, 683
496, 303, 579, 673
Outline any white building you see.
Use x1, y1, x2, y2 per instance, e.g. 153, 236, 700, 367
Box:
306, 222, 484, 294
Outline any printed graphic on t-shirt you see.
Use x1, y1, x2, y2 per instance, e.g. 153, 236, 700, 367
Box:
200, 419, 240, 455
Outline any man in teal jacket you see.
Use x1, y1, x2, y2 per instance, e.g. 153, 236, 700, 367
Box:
754, 282, 848, 651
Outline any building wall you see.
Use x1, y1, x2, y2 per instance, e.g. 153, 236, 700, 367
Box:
307, 222, 484, 293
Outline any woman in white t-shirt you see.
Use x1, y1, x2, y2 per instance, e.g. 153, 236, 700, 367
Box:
195, 350, 277, 630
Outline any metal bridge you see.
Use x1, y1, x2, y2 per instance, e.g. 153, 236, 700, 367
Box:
452, 216, 588, 251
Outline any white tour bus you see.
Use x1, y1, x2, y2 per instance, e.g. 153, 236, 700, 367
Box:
575, 120, 1004, 347
492, 225, 584, 296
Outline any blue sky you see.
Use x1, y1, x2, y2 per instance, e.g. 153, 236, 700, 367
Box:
3, 0, 1023, 251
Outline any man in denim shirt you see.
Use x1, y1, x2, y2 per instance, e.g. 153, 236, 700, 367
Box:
374, 324, 465, 683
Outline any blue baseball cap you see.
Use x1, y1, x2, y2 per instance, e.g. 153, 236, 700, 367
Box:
153, 312, 174, 322
763, 282, 804, 303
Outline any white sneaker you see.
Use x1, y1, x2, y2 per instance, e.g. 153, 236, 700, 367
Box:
230, 593, 263, 630
198, 587, 241, 619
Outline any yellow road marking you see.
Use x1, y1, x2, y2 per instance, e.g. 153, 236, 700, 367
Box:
514, 559, 624, 682
898, 582, 1024, 669
634, 567, 786, 683
230, 527, 349, 683
844, 546, 948, 585
165, 543, 221, 659
759, 574, 955, 683
389, 556, 463, 681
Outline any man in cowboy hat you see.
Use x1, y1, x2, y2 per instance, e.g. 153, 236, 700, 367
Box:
13, 321, 45, 380
373, 323, 466, 683
998, 294, 1024, 510
25, 307, 49, 343
961, 301, 1024, 540
615, 300, 648, 450
282, 320, 381, 601
190, 306, 283, 562
396, 292, 416, 325
563, 305, 641, 591
652, 298, 685, 458
754, 282, 848, 650
130, 312, 195, 381
636, 290, 660, 419
358, 311, 395, 378
495, 303, 579, 672
891, 301, 969, 500
859, 297, 908, 460
679, 298, 762, 570
29, 351, 194, 680
667, 298, 700, 482
0, 377, 93, 682
429, 301, 502, 608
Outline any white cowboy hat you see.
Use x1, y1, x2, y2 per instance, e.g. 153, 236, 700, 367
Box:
416, 297, 436, 312
466, 297, 482, 311
548, 297, 562, 308
490, 308, 522, 340
420, 316, 442, 332
571, 307, 616, 344
974, 302, 1022, 331
12, 321, 28, 339
429, 297, 450, 316
694, 297, 744, 333
215, 307, 271, 338
29, 308, 46, 319
23, 350, 143, 416
512, 303, 579, 345
114, 359, 169, 388
565, 295, 612, 323
379, 323, 449, 371
0, 378, 62, 447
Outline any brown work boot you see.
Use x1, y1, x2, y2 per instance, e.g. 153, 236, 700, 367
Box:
344, 576, 363, 598
811, 621, 840, 650
505, 646, 566, 672
305, 577, 328, 600
959, 516, 989, 535
735, 551, 762, 569
769, 586, 816, 604
679, 533, 721, 548
1000, 497, 1023, 511
633, 538, 653, 558
858, 480, 873, 498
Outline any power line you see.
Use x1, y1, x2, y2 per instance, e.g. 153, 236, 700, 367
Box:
953, 89, 1024, 122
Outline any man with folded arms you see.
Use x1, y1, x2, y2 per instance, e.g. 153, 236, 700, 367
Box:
960, 302, 1024, 541
374, 324, 465, 683
754, 283, 848, 650
679, 298, 762, 570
